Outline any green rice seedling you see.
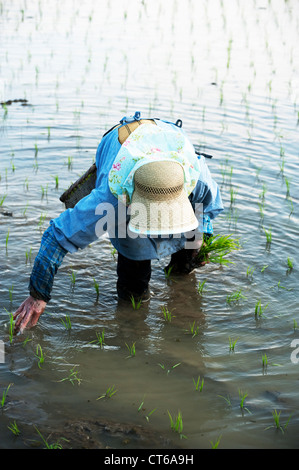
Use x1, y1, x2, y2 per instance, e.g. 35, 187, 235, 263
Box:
220, 161, 233, 185
193, 375, 204, 392
23, 202, 29, 217
0, 194, 6, 206
287, 257, 293, 270
218, 394, 232, 407
89, 330, 105, 349
34, 426, 68, 449
278, 157, 285, 175
197, 234, 241, 265
38, 212, 47, 229
110, 245, 117, 258
70, 270, 76, 285
258, 200, 265, 219
161, 305, 174, 322
188, 321, 199, 338
125, 341, 136, 358
25, 247, 32, 263
197, 279, 207, 295
259, 183, 267, 201
8, 420, 21, 436
60, 314, 72, 330
40, 184, 48, 199
284, 176, 291, 196
137, 396, 146, 413
52, 175, 59, 189
167, 410, 186, 439
92, 278, 100, 299
293, 319, 297, 330
246, 266, 255, 278
34, 143, 38, 158
286, 196, 294, 216
130, 295, 142, 310
8, 311, 14, 344
261, 264, 269, 272
35, 344, 45, 369
263, 226, 272, 244
270, 280, 293, 291
96, 385, 117, 400
164, 265, 173, 279
255, 300, 269, 318
2, 103, 8, 118
230, 187, 238, 205
137, 396, 157, 422
229, 337, 238, 351
144, 408, 157, 422
67, 156, 73, 169
5, 229, 9, 252
22, 337, 32, 347
265, 410, 292, 434
262, 353, 268, 369
238, 389, 250, 414
226, 289, 246, 304
158, 362, 181, 375
58, 366, 82, 386
210, 435, 222, 449
1, 383, 13, 408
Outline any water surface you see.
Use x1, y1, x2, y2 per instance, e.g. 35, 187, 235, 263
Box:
0, 0, 299, 449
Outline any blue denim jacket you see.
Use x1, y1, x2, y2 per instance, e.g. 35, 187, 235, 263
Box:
29, 113, 223, 301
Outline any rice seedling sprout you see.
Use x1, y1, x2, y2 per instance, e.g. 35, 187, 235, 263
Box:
161, 305, 174, 322
229, 337, 238, 351
197, 279, 207, 295
193, 375, 204, 392
34, 426, 68, 449
97, 385, 117, 400
60, 314, 72, 330
125, 341, 136, 358
167, 410, 186, 439
93, 278, 100, 299
130, 295, 142, 310
210, 435, 222, 449
89, 330, 105, 349
1, 383, 13, 408
265, 410, 292, 434
197, 234, 241, 265
58, 366, 82, 386
35, 344, 45, 368
8, 420, 21, 436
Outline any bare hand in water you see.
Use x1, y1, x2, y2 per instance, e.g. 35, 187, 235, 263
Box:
13, 296, 47, 334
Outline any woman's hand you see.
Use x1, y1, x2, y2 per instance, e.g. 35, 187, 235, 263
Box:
13, 296, 47, 334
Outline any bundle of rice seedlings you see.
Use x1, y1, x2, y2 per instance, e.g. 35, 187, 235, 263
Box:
197, 234, 241, 265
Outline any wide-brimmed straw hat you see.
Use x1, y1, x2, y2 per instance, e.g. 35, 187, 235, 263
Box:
128, 160, 198, 235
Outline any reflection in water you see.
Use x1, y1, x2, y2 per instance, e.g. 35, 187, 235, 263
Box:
0, 0, 299, 449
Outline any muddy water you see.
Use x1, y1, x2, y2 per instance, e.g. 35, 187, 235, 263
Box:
0, 0, 299, 449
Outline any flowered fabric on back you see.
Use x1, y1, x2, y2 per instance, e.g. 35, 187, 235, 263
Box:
108, 123, 201, 204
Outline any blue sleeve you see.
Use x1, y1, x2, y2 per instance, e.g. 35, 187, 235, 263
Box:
50, 186, 117, 253
190, 156, 224, 234
29, 225, 67, 302
51, 130, 121, 253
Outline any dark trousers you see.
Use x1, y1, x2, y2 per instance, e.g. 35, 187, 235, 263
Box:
116, 246, 201, 300
117, 252, 151, 300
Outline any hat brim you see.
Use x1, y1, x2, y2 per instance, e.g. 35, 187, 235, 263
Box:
128, 189, 198, 236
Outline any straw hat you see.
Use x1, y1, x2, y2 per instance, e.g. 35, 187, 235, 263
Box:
128, 161, 198, 236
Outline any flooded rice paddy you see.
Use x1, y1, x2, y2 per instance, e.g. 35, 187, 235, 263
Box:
0, 0, 299, 450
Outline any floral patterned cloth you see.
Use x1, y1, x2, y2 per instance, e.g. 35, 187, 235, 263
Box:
108, 123, 201, 204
